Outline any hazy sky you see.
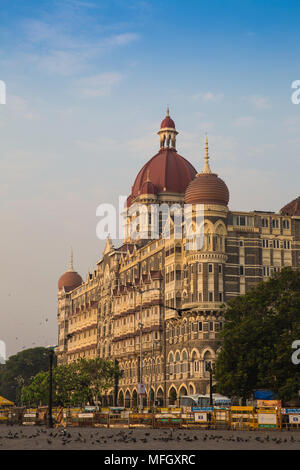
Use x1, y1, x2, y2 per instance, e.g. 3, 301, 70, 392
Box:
1, 0, 300, 357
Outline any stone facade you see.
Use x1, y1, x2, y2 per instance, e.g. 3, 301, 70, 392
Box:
56, 111, 300, 407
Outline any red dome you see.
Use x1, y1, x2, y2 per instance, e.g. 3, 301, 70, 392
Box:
160, 116, 175, 129
58, 271, 83, 292
185, 172, 229, 206
129, 148, 197, 204
280, 196, 300, 216
141, 179, 157, 195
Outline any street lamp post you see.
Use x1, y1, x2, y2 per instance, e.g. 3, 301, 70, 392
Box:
138, 321, 144, 412
48, 347, 55, 428
205, 361, 213, 407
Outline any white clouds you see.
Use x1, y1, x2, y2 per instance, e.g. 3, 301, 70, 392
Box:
193, 91, 224, 102
20, 18, 140, 76
34, 50, 87, 76
248, 94, 271, 110
105, 33, 140, 47
3, 94, 37, 120
76, 72, 124, 96
234, 115, 257, 127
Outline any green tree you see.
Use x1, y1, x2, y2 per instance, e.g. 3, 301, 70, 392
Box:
20, 357, 121, 407
0, 347, 52, 403
214, 267, 300, 402
21, 371, 49, 406
75, 358, 120, 405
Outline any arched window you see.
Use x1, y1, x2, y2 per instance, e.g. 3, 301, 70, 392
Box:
169, 353, 174, 374
175, 352, 181, 373
192, 351, 199, 374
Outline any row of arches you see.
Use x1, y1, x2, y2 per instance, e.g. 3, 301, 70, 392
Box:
167, 347, 215, 376
117, 383, 198, 408
119, 356, 164, 384
118, 387, 164, 408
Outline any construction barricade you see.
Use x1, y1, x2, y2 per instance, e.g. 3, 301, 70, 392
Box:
108, 409, 130, 428
280, 408, 300, 430
188, 407, 214, 429
0, 408, 9, 424
256, 408, 279, 429
214, 407, 231, 429
22, 408, 38, 425
129, 413, 153, 428
230, 406, 257, 430
154, 413, 181, 428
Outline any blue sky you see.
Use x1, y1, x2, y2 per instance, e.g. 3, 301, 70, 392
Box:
1, 0, 300, 356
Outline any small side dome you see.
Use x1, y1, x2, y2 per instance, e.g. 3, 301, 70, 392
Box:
280, 196, 300, 216
58, 250, 83, 292
185, 173, 229, 206
185, 136, 229, 206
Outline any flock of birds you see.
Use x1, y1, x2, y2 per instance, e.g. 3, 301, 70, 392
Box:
14, 317, 50, 350
0, 427, 299, 448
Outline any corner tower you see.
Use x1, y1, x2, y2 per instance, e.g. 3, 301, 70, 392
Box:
183, 137, 229, 308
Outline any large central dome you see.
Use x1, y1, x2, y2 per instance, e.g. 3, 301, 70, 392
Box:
131, 147, 197, 197
127, 109, 197, 207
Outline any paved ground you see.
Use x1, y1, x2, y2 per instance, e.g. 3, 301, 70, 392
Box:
0, 425, 300, 450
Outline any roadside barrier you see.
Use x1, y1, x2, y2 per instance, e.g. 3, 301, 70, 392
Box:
22, 408, 38, 425
280, 408, 300, 430
7, 405, 300, 430
230, 406, 257, 430
154, 413, 182, 428
108, 409, 130, 428
257, 408, 279, 429
214, 407, 231, 429
0, 409, 9, 423
129, 413, 153, 428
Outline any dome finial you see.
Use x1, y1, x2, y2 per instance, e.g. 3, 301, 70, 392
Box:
202, 134, 212, 174
166, 105, 170, 116
68, 248, 74, 272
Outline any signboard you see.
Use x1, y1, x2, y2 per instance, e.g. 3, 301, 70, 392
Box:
256, 400, 281, 408
78, 413, 94, 418
138, 383, 145, 394
289, 415, 300, 424
194, 412, 208, 422
84, 406, 97, 412
282, 408, 300, 414
192, 407, 213, 412
258, 413, 277, 426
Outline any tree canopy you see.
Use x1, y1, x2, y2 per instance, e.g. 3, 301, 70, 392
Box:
21, 357, 121, 407
0, 347, 52, 403
214, 267, 300, 402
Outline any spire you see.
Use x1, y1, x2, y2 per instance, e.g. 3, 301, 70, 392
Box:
166, 105, 170, 117
202, 135, 212, 174
68, 248, 74, 272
